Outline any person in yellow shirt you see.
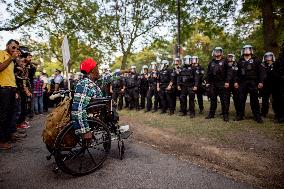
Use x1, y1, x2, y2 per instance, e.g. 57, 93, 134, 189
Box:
0, 39, 21, 150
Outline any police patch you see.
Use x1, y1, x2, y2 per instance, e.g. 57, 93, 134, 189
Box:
219, 62, 223, 66
196, 70, 200, 74
201, 70, 205, 74
249, 59, 254, 64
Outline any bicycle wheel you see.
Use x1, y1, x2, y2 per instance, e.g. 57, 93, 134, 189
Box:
54, 119, 111, 176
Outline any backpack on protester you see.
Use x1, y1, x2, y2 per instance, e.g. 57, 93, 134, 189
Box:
42, 96, 77, 149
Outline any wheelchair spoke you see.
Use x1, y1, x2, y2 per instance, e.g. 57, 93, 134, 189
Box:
86, 148, 97, 165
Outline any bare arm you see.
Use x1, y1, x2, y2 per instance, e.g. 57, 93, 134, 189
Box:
0, 57, 14, 72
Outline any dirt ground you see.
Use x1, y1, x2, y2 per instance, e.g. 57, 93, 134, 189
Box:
119, 109, 284, 189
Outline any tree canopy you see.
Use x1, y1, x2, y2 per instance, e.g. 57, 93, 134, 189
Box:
0, 0, 283, 72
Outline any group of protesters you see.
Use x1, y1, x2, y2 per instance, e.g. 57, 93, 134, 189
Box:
0, 39, 67, 150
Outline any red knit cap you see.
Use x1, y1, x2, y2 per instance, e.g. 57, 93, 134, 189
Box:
80, 58, 97, 74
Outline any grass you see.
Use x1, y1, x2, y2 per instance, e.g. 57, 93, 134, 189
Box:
118, 100, 284, 189
119, 100, 284, 145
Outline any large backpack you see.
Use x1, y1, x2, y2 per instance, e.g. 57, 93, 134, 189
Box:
42, 97, 77, 148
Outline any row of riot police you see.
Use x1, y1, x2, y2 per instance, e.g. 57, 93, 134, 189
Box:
101, 43, 284, 124
202, 45, 284, 123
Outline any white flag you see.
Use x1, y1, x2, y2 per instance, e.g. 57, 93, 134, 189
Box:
61, 36, 70, 68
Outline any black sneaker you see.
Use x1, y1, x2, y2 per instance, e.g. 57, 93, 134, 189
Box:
160, 111, 166, 114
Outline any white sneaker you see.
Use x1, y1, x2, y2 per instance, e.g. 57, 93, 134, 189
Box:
119, 125, 129, 133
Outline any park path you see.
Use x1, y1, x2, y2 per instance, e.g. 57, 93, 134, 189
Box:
0, 115, 257, 189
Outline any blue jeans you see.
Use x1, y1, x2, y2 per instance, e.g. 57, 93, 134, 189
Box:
33, 95, 43, 114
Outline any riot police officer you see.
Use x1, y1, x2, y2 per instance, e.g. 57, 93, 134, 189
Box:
235, 45, 266, 123
110, 69, 124, 110
101, 64, 112, 97
192, 56, 205, 114
226, 54, 240, 116
122, 72, 129, 109
205, 47, 232, 122
146, 62, 159, 112
172, 57, 182, 113
123, 65, 140, 110
140, 65, 149, 109
157, 60, 174, 115
261, 52, 276, 118
178, 55, 199, 117
273, 42, 284, 123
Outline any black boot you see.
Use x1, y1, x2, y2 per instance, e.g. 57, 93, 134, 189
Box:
205, 114, 214, 119
255, 116, 263, 124
234, 115, 244, 121
179, 112, 187, 116
168, 110, 174, 115
223, 114, 229, 122
189, 113, 195, 118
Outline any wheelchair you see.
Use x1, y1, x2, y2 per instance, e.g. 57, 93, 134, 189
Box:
45, 91, 132, 176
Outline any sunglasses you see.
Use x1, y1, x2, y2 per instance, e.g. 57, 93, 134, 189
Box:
11, 46, 19, 50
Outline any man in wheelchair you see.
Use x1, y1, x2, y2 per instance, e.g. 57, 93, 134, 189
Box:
71, 58, 103, 140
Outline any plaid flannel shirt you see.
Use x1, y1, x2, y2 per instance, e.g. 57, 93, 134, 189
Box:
33, 78, 44, 96
71, 77, 102, 135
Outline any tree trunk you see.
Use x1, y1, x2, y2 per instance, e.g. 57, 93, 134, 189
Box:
121, 52, 128, 70
262, 0, 278, 54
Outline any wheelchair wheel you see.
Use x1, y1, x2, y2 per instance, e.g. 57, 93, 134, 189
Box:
46, 144, 54, 154
54, 119, 111, 176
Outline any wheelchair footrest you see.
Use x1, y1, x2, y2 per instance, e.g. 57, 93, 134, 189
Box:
121, 130, 132, 139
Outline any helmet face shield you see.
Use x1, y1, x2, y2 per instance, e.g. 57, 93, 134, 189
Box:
213, 50, 222, 57
212, 47, 223, 57
183, 56, 191, 65
265, 55, 273, 61
263, 52, 275, 62
114, 69, 121, 76
159, 60, 169, 70
227, 54, 235, 62
174, 58, 180, 66
241, 45, 253, 56
130, 65, 136, 73
159, 63, 165, 70
243, 47, 252, 55
150, 63, 157, 70
191, 57, 198, 64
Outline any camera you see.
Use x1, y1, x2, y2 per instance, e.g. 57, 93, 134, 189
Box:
19, 46, 30, 58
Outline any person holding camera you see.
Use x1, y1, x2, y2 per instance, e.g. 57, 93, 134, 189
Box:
0, 39, 21, 150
